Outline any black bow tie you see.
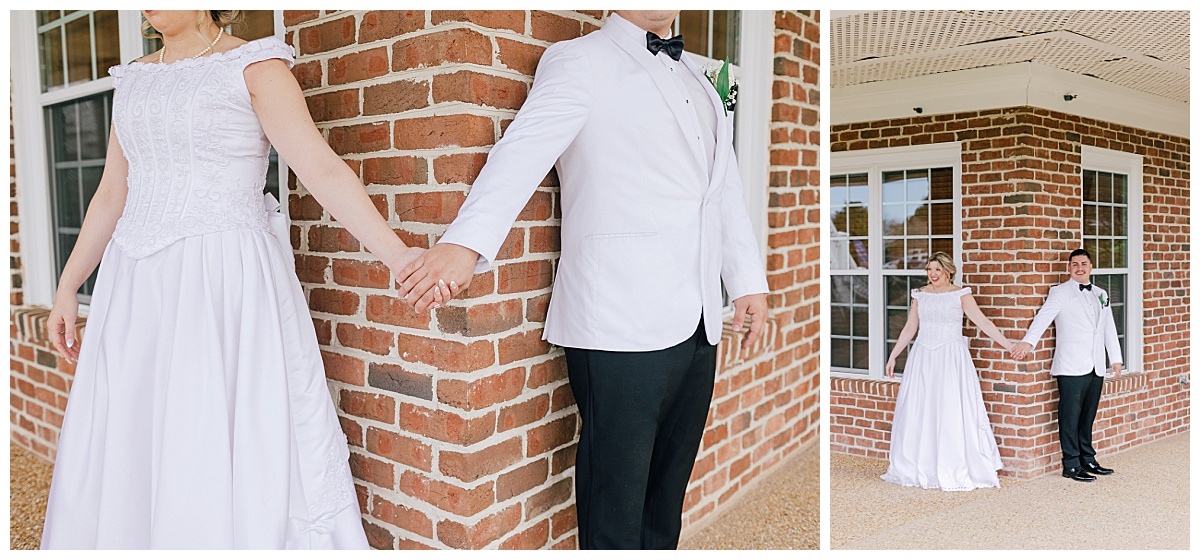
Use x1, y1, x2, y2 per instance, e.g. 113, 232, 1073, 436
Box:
1079, 283, 1093, 291
646, 32, 685, 61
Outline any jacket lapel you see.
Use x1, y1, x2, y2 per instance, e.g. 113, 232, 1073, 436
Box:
601, 26, 709, 173
681, 53, 731, 197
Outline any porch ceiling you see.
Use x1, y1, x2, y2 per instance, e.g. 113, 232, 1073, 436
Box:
832, 10, 1189, 104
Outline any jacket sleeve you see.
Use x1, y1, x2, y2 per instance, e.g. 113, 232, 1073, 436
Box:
1101, 289, 1124, 365
437, 42, 593, 273
1021, 285, 1064, 348
718, 132, 769, 300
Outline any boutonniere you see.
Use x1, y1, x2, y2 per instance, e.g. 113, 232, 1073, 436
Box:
702, 60, 738, 115
1098, 293, 1108, 307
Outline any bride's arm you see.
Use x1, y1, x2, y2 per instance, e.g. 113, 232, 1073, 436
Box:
885, 300, 919, 377
243, 59, 431, 291
47, 125, 129, 362
962, 294, 1012, 350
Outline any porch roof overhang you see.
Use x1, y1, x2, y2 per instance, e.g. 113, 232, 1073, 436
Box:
831, 10, 1189, 138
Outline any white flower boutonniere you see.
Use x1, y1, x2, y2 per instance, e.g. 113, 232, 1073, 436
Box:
702, 60, 739, 115
1099, 292, 1108, 307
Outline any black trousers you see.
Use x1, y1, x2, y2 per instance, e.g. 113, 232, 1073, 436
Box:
563, 319, 717, 550
1056, 370, 1105, 469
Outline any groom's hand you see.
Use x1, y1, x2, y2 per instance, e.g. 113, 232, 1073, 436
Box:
398, 242, 479, 313
732, 293, 769, 351
1009, 342, 1032, 360
1110, 362, 1123, 378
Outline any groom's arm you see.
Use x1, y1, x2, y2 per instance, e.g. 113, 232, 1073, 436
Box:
398, 42, 593, 310
1020, 287, 1064, 348
717, 139, 769, 301
1101, 290, 1123, 371
716, 138, 771, 349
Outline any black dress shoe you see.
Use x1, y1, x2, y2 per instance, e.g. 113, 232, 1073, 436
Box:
1062, 466, 1096, 482
1082, 461, 1114, 475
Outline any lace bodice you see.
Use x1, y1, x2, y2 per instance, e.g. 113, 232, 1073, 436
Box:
108, 38, 295, 258
912, 287, 971, 349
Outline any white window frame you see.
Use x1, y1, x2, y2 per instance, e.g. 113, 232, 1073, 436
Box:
1080, 145, 1144, 373
11, 10, 144, 308
830, 142, 963, 378
11, 10, 286, 308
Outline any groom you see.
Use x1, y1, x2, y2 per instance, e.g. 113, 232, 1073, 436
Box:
1010, 248, 1122, 482
395, 10, 769, 549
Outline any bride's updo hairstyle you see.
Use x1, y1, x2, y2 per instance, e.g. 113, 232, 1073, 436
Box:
926, 251, 957, 282
142, 10, 244, 39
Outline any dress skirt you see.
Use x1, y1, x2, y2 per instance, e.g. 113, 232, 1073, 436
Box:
40, 226, 368, 549
881, 336, 1004, 491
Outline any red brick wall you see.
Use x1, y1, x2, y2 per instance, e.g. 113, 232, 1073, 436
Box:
7, 10, 819, 549
283, 9, 819, 549
829, 107, 1190, 477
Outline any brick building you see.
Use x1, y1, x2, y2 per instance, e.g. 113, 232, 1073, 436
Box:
828, 10, 1189, 478
9, 10, 820, 548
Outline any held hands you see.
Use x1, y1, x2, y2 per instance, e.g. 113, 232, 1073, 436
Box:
1009, 341, 1033, 360
47, 292, 81, 364
732, 293, 768, 350
396, 243, 479, 313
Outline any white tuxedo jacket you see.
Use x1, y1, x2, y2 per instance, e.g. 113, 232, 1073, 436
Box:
1021, 279, 1123, 377
438, 14, 769, 351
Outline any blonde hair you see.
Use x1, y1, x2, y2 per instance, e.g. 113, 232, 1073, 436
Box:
926, 252, 957, 282
142, 10, 243, 39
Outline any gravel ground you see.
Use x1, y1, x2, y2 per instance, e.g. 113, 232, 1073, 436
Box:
680, 445, 819, 550
10, 445, 54, 550
11, 442, 819, 550
832, 432, 1190, 549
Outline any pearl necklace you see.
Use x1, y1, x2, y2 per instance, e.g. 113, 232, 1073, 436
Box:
158, 27, 224, 64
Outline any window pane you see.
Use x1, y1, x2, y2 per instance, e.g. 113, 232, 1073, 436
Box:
77, 94, 109, 160
711, 10, 740, 64
852, 340, 870, 370
884, 238, 905, 269
907, 203, 928, 236
882, 171, 905, 203
46, 91, 112, 299
1083, 204, 1097, 236
881, 203, 905, 236
1098, 172, 1113, 203
847, 206, 869, 237
930, 167, 953, 199
851, 306, 868, 338
54, 168, 82, 229
831, 338, 851, 370
906, 239, 929, 269
38, 10, 62, 26
931, 237, 952, 258
1083, 170, 1096, 202
930, 202, 953, 235
95, 11, 120, 78
1097, 205, 1113, 236
238, 10, 276, 41
40, 27, 66, 92
1113, 174, 1127, 204
65, 15, 93, 84
1114, 207, 1127, 237
678, 11, 710, 57
831, 306, 851, 337
1112, 239, 1127, 268
906, 169, 929, 201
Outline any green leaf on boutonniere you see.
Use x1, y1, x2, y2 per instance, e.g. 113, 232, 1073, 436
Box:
715, 60, 731, 116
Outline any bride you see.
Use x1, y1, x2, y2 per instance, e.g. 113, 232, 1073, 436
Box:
882, 252, 1009, 491
39, 10, 448, 549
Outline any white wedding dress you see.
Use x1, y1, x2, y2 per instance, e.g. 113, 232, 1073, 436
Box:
40, 38, 369, 549
881, 287, 1004, 491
